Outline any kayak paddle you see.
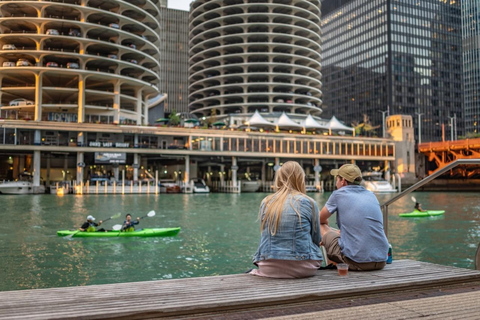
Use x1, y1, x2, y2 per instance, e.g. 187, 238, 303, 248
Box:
112, 210, 156, 232
65, 212, 122, 239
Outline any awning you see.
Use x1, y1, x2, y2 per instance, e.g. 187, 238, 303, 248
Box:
276, 112, 303, 130
301, 114, 329, 130
212, 121, 226, 126
246, 110, 276, 127
155, 118, 170, 123
328, 116, 355, 132
184, 119, 200, 123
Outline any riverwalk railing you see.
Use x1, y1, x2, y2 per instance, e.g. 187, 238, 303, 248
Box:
381, 158, 480, 236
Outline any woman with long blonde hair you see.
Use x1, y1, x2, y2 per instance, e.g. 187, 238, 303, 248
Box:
250, 161, 323, 278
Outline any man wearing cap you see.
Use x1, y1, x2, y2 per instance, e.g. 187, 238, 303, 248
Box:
79, 215, 103, 232
319, 164, 389, 271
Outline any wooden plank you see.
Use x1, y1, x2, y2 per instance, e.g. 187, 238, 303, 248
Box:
1, 260, 480, 320
268, 290, 480, 320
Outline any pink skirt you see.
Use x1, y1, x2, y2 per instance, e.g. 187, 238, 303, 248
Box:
249, 259, 322, 279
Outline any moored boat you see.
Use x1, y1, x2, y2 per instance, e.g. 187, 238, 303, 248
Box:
241, 180, 261, 192
57, 227, 181, 238
362, 171, 396, 193
192, 178, 210, 193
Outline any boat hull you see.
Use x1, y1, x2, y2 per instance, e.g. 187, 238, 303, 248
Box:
399, 210, 445, 217
241, 181, 261, 192
0, 182, 34, 194
57, 227, 181, 238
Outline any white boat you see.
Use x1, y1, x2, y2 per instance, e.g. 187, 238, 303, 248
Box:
191, 178, 210, 193
241, 180, 261, 192
0, 180, 35, 194
362, 172, 396, 193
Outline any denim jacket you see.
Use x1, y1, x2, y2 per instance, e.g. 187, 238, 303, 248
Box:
253, 194, 323, 263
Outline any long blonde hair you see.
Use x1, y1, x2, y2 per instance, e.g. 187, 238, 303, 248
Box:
260, 161, 307, 235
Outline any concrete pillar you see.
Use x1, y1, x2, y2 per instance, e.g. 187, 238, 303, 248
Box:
77, 132, 84, 146
34, 73, 42, 121
133, 153, 139, 182
113, 81, 120, 124
134, 134, 139, 148
34, 130, 41, 145
184, 156, 190, 183
314, 158, 320, 189
33, 151, 41, 186
78, 75, 85, 123
76, 152, 84, 182
46, 154, 51, 186
136, 89, 143, 125
113, 166, 119, 182
63, 155, 68, 180
220, 164, 225, 184
232, 157, 238, 186
207, 165, 212, 184
261, 160, 266, 186
19, 156, 25, 174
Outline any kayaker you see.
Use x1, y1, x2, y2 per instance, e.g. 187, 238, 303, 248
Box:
415, 202, 426, 212
122, 214, 140, 232
319, 164, 389, 271
250, 161, 323, 278
79, 215, 103, 232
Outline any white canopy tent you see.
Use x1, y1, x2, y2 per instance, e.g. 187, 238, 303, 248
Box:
301, 114, 329, 131
327, 116, 355, 135
276, 112, 303, 130
245, 110, 276, 128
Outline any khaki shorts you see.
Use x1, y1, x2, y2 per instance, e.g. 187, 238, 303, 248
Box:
322, 230, 386, 271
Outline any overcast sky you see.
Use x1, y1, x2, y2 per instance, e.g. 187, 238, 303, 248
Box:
168, 0, 194, 11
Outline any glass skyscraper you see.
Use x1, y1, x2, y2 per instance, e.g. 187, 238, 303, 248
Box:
463, 0, 480, 135
321, 0, 463, 142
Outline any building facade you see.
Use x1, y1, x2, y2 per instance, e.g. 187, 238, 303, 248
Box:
462, 0, 480, 135
159, 7, 190, 113
188, 0, 323, 119
321, 0, 463, 143
0, 0, 162, 125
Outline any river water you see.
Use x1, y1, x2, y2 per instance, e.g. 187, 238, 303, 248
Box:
1, 191, 479, 291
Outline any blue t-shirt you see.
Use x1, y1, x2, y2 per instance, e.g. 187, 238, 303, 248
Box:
325, 185, 389, 263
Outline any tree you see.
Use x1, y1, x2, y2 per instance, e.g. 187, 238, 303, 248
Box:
352, 114, 380, 137
168, 108, 180, 126
207, 108, 218, 126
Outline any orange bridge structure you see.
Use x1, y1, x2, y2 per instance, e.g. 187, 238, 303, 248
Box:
419, 138, 480, 178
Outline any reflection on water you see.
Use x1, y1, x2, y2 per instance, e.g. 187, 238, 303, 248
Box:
0, 191, 479, 291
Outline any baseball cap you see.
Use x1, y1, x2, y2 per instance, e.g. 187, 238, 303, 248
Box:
330, 164, 362, 183
87, 215, 95, 221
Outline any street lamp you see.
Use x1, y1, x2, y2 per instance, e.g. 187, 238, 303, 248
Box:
415, 113, 424, 144
378, 110, 389, 138
448, 114, 457, 141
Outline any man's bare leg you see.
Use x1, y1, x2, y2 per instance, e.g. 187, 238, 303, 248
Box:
320, 224, 340, 266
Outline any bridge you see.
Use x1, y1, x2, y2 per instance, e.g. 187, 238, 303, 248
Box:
418, 138, 480, 178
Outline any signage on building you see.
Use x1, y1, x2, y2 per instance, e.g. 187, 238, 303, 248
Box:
48, 112, 78, 122
94, 152, 126, 164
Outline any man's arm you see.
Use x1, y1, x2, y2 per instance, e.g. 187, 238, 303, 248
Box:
320, 206, 332, 225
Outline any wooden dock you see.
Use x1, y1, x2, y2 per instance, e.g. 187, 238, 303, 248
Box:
1, 260, 480, 320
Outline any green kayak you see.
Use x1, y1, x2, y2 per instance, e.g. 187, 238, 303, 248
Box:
57, 227, 181, 238
399, 210, 445, 217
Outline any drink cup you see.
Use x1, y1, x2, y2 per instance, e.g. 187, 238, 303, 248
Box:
337, 263, 349, 276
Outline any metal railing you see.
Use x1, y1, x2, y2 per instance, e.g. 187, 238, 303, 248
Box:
381, 158, 480, 236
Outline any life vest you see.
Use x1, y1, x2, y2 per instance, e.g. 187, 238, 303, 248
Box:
87, 223, 96, 232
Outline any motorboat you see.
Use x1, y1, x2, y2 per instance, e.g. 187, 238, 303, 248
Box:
160, 180, 181, 193
191, 178, 210, 193
0, 173, 45, 195
362, 171, 396, 193
241, 180, 261, 192
0, 180, 35, 194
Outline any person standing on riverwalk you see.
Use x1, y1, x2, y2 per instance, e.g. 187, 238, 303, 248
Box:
320, 164, 389, 271
250, 161, 324, 278
79, 215, 103, 232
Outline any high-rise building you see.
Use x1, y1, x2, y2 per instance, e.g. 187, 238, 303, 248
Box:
159, 7, 190, 113
188, 0, 323, 119
462, 0, 480, 135
321, 0, 463, 142
0, 0, 162, 125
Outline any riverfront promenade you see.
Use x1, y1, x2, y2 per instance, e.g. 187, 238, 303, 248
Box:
1, 260, 480, 319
